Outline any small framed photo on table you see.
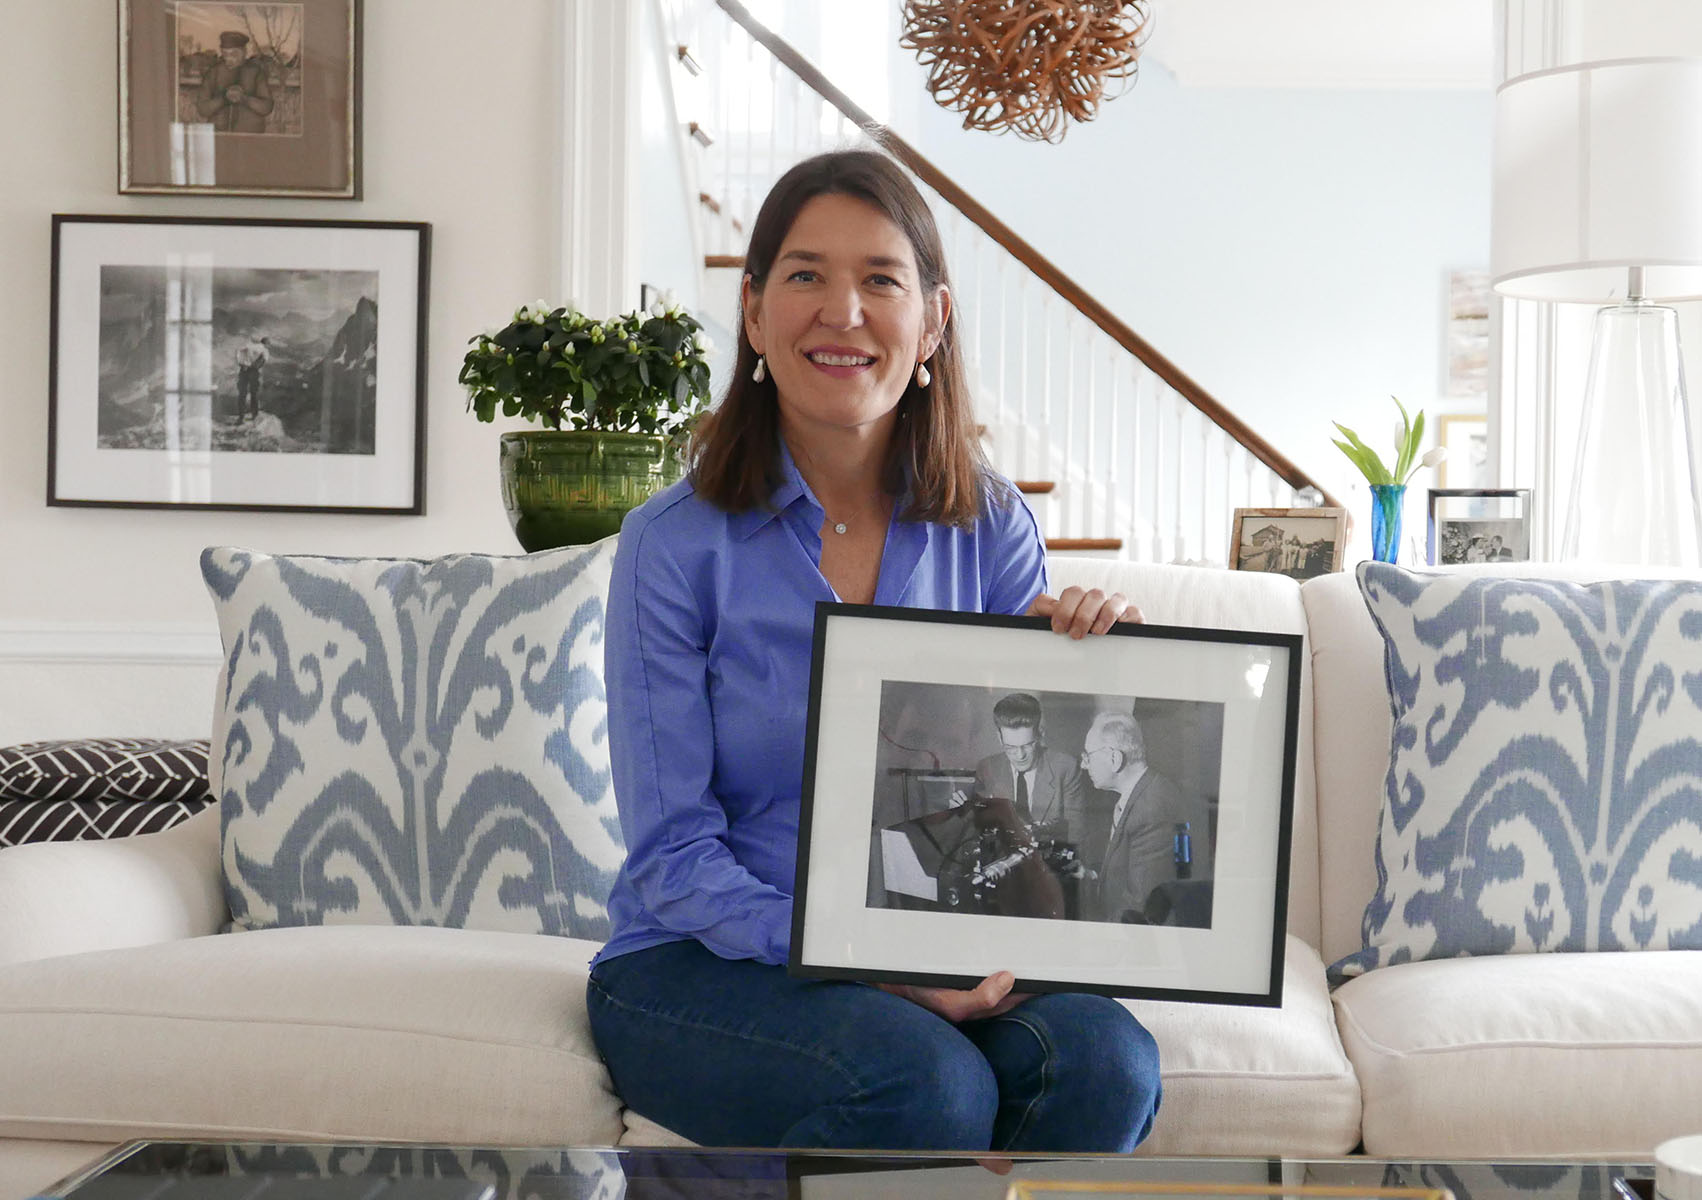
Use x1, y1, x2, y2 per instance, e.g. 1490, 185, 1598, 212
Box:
120, 0, 361, 197
49, 214, 429, 515
1427, 488, 1533, 565
1229, 508, 1348, 580
793, 605, 1303, 1007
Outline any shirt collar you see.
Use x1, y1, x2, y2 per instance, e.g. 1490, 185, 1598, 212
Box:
725, 439, 811, 541
724, 432, 918, 541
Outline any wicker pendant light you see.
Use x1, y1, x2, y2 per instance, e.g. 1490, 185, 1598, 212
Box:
899, 0, 1153, 143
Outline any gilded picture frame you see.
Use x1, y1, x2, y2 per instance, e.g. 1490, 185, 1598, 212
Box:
119, 0, 361, 197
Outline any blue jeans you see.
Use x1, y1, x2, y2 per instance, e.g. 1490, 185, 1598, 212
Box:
586, 939, 1162, 1152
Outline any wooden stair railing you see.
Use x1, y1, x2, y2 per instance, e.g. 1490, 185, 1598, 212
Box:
710, 0, 1341, 511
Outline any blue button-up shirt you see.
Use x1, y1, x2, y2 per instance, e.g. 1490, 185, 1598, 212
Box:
595, 446, 1048, 967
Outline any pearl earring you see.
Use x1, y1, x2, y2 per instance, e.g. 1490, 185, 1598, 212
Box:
752, 355, 766, 383
916, 360, 932, 388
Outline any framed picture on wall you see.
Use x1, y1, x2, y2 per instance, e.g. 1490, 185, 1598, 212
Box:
1435, 413, 1491, 489
1229, 507, 1349, 580
48, 214, 429, 514
1446, 269, 1491, 401
119, 0, 361, 197
792, 605, 1302, 1006
1427, 489, 1533, 565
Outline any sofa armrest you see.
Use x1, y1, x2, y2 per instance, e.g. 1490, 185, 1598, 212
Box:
0, 806, 224, 967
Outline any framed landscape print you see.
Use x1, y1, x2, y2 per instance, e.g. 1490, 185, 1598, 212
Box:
120, 0, 361, 197
49, 215, 429, 514
1229, 507, 1348, 580
1427, 488, 1533, 565
793, 605, 1302, 1007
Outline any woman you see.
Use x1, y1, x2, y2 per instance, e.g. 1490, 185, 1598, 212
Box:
588, 150, 1162, 1152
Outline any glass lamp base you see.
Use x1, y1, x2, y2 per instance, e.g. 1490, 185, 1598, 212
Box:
1560, 301, 1702, 567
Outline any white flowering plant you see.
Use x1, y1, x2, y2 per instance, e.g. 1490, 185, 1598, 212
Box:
460, 298, 714, 437
1332, 395, 1446, 487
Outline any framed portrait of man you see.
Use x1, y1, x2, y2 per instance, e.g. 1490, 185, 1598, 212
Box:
120, 0, 361, 197
793, 605, 1302, 1007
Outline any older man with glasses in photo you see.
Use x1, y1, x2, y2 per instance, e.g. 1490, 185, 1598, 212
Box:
1078, 711, 1212, 927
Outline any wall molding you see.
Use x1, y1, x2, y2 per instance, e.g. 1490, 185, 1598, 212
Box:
0, 622, 223, 666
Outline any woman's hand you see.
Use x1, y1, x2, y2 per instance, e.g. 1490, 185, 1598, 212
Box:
877, 971, 1029, 1022
1027, 586, 1144, 638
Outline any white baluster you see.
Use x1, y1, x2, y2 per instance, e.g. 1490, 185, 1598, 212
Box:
1061, 310, 1077, 540
1151, 384, 1167, 563
1173, 392, 1187, 563
1106, 347, 1121, 558
767, 55, 778, 195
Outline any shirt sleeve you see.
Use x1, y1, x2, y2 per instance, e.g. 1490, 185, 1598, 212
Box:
981, 475, 1050, 616
605, 509, 794, 964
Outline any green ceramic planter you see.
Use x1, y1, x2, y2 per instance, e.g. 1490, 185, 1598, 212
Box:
500, 430, 682, 551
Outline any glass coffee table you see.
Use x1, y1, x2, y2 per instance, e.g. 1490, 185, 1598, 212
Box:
34, 1142, 1656, 1200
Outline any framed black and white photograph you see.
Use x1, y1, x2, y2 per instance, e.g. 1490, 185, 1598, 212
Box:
120, 0, 361, 197
794, 606, 1302, 1006
1229, 507, 1348, 580
49, 215, 428, 514
1427, 488, 1533, 565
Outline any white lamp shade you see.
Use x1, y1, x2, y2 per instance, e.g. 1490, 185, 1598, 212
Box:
1492, 57, 1702, 301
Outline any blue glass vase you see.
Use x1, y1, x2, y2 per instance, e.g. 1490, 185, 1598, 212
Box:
1370, 484, 1406, 564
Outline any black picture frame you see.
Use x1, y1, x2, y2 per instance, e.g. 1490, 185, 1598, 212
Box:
1426, 488, 1533, 565
49, 214, 429, 515
793, 604, 1303, 1007
119, 0, 362, 198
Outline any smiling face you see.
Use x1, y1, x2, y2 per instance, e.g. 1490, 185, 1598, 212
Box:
743, 192, 949, 445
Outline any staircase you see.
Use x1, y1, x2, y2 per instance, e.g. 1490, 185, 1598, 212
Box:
656, 0, 1339, 562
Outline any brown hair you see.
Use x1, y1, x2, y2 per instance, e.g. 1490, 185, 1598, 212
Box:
688, 149, 998, 526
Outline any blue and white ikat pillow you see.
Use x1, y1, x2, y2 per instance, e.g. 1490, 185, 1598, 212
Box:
201, 538, 624, 939
1332, 562, 1702, 980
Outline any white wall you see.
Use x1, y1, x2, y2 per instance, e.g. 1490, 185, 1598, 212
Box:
902, 68, 1494, 534
0, 1, 561, 738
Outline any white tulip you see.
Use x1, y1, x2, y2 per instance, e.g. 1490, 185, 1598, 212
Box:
1420, 446, 1448, 468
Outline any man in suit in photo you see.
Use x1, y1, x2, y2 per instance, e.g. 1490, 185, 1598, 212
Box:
1079, 710, 1211, 926
970, 692, 1089, 848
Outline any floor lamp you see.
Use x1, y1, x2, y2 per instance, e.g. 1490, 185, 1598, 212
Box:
1491, 57, 1702, 567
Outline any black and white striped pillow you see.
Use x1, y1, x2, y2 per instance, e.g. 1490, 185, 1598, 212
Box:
0, 798, 208, 848
0, 737, 212, 806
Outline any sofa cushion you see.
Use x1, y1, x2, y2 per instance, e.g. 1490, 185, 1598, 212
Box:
0, 926, 623, 1146
1333, 948, 1702, 1156
201, 540, 624, 939
1332, 564, 1702, 979
0, 1139, 116, 1200
605, 934, 1360, 1157
1120, 936, 1360, 1156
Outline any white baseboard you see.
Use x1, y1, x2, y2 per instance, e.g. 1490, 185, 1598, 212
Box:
0, 622, 223, 667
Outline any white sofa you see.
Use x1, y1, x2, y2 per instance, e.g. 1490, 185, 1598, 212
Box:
3, 557, 1700, 1200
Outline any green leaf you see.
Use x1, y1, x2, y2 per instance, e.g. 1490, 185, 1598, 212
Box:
1401, 409, 1427, 482
1333, 422, 1392, 478
1332, 436, 1391, 485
